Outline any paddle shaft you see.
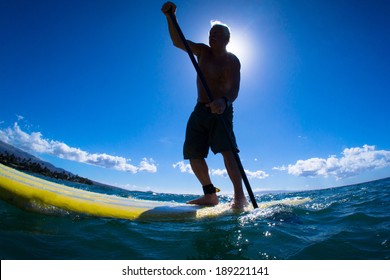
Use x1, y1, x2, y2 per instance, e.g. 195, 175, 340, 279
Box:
168, 12, 258, 209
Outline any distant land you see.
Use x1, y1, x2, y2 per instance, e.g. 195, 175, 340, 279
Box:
0, 140, 115, 190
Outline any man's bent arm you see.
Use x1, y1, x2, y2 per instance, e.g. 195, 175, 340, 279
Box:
226, 57, 241, 103
162, 2, 203, 56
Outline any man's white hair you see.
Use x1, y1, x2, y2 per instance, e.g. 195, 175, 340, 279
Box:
210, 20, 231, 40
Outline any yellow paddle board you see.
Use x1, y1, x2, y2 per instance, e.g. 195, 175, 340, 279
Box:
0, 163, 310, 220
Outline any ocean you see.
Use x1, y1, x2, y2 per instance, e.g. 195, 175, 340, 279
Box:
0, 176, 389, 260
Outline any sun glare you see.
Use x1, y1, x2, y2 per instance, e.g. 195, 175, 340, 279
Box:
227, 31, 254, 73
198, 23, 256, 75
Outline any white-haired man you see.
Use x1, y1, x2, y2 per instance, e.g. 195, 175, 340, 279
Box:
162, 2, 247, 208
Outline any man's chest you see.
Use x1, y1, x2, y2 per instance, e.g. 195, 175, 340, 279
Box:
199, 55, 230, 81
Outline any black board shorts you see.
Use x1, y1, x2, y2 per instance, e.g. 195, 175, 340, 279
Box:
183, 102, 238, 159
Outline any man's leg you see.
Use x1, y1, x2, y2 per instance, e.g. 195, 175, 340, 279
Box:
221, 151, 248, 209
186, 158, 219, 206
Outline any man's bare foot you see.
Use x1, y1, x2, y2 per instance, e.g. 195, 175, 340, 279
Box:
231, 198, 248, 209
186, 193, 219, 206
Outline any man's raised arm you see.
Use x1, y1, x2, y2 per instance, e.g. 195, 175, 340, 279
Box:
161, 1, 203, 57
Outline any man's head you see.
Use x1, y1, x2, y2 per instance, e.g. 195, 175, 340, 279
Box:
209, 20, 230, 49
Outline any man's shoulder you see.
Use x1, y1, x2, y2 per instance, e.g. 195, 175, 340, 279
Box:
227, 52, 241, 67
227, 52, 240, 61
197, 43, 210, 52
188, 41, 209, 57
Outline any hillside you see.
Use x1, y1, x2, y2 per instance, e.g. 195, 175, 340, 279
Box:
0, 140, 92, 185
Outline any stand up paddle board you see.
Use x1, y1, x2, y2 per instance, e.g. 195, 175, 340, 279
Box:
0, 164, 310, 220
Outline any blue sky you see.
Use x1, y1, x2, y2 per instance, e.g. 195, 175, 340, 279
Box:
1, 0, 389, 194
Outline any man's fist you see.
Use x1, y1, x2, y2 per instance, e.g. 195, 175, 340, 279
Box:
161, 2, 176, 15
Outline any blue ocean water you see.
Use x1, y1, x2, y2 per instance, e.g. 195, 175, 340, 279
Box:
0, 176, 389, 260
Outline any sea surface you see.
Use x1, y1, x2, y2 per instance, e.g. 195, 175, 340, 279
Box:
0, 175, 389, 260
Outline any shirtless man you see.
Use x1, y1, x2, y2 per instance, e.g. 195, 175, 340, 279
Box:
162, 2, 247, 208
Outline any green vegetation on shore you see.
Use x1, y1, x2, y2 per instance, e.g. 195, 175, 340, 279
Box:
0, 152, 93, 185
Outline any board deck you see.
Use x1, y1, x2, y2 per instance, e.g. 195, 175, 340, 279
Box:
0, 164, 310, 220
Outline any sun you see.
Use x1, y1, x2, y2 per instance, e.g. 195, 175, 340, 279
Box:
198, 23, 256, 74
226, 30, 255, 73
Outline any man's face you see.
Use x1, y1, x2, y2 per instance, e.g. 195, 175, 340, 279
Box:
209, 26, 229, 49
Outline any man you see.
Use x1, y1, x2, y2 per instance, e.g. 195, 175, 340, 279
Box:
162, 2, 247, 208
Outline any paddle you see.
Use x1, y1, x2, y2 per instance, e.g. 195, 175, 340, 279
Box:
167, 11, 259, 209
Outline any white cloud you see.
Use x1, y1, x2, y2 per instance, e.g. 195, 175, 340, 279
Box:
244, 169, 269, 179
210, 168, 228, 177
139, 158, 158, 173
172, 161, 194, 174
275, 145, 390, 179
173, 161, 269, 179
0, 122, 157, 173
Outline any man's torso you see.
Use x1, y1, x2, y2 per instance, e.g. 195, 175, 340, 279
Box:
196, 46, 239, 102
